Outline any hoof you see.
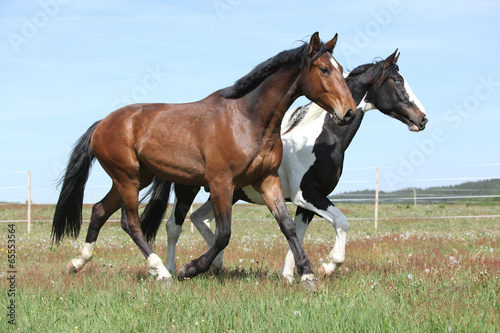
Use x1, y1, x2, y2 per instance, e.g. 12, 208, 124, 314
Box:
281, 274, 294, 285
209, 264, 221, 275
177, 265, 194, 281
177, 266, 187, 280
320, 262, 341, 277
301, 274, 319, 291
157, 275, 173, 286
67, 263, 78, 274
66, 259, 83, 274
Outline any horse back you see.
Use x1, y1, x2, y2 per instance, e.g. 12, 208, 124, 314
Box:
91, 99, 280, 187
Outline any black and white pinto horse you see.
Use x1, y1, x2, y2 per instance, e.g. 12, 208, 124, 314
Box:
141, 50, 428, 282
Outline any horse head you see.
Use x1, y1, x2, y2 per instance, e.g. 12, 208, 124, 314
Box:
301, 32, 357, 126
366, 50, 428, 132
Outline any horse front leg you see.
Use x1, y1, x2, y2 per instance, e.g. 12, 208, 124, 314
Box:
188, 198, 225, 273
177, 180, 233, 280
254, 174, 318, 290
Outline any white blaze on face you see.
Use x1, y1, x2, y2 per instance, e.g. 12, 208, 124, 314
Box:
329, 54, 340, 73
399, 72, 426, 115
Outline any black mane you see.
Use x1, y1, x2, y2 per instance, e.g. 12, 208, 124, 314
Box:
345, 63, 373, 81
345, 59, 398, 86
283, 58, 400, 134
219, 41, 331, 99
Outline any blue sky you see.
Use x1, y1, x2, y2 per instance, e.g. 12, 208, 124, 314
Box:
1, 0, 499, 204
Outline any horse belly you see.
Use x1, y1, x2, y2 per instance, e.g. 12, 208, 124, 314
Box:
140, 151, 207, 186
136, 127, 208, 186
238, 186, 266, 204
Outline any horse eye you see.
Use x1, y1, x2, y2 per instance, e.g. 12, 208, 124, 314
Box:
320, 67, 330, 74
395, 79, 402, 86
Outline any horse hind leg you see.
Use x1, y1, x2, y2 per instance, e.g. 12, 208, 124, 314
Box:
168, 187, 224, 276
165, 184, 200, 275
296, 193, 348, 277
318, 205, 348, 277
67, 185, 121, 273
165, 197, 182, 275
280, 207, 314, 283
118, 178, 172, 283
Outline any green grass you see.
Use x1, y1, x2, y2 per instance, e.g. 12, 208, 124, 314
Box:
1, 203, 499, 332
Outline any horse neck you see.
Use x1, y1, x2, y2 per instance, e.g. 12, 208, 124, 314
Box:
242, 67, 302, 136
320, 78, 368, 153
338, 107, 365, 151
337, 68, 380, 150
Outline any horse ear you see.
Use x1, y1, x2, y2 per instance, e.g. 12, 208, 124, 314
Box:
394, 50, 400, 64
383, 49, 399, 68
308, 32, 321, 58
325, 33, 338, 51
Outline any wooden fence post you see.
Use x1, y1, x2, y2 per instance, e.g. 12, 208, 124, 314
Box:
414, 188, 417, 207
374, 166, 380, 230
27, 170, 32, 234
190, 205, 194, 233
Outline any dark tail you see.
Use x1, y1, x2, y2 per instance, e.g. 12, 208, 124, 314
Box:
51, 121, 101, 244
140, 176, 172, 244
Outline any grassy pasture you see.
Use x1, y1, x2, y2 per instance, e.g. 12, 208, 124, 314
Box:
1, 203, 499, 332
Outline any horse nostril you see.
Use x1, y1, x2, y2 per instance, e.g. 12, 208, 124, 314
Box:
344, 108, 354, 123
421, 115, 428, 125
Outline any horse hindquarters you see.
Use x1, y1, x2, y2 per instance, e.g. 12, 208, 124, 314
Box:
78, 119, 173, 283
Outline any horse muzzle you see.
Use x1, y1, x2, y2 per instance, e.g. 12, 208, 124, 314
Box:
408, 114, 428, 132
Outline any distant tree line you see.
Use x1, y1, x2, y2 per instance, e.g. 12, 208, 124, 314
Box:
330, 179, 500, 204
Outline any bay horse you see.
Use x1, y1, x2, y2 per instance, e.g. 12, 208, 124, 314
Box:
141, 50, 427, 282
51, 32, 357, 289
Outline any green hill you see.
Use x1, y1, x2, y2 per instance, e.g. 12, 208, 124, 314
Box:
330, 178, 500, 204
